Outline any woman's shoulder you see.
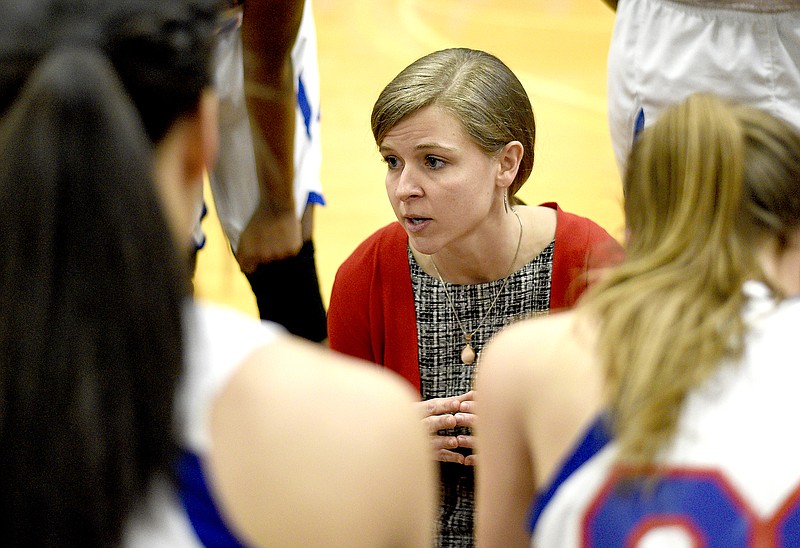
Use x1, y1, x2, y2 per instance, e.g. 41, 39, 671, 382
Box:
357, 221, 407, 250
338, 222, 407, 267
207, 338, 437, 545
520, 202, 620, 250
232, 335, 420, 408
479, 309, 602, 430
534, 202, 625, 272
481, 310, 592, 385
478, 309, 605, 483
334, 222, 410, 290
538, 202, 617, 240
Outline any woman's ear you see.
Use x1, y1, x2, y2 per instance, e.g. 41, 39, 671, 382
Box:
495, 141, 524, 189
151, 89, 219, 247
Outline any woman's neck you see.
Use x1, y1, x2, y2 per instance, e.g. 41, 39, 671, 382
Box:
419, 208, 525, 285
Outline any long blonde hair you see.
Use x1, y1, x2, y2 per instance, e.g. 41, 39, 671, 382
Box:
584, 94, 800, 465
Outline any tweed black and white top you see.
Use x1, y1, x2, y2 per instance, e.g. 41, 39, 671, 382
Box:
410, 241, 554, 547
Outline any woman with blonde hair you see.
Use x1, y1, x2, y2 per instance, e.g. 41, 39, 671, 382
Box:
328, 47, 621, 546
476, 94, 800, 546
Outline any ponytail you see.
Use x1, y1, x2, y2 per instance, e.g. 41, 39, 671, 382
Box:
582, 95, 753, 466
0, 47, 187, 546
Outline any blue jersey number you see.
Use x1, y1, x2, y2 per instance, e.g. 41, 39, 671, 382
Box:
583, 468, 800, 547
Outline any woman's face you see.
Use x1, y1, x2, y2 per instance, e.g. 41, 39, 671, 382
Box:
379, 105, 502, 255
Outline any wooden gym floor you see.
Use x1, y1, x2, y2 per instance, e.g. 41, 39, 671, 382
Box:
193, 0, 623, 318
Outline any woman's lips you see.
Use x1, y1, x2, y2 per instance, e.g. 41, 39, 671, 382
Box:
404, 216, 431, 233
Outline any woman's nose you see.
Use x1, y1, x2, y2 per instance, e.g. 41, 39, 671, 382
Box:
391, 166, 423, 201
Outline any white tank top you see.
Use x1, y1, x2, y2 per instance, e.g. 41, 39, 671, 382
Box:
532, 282, 800, 547
123, 300, 284, 546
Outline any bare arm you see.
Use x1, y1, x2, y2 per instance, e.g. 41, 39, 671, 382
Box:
475, 326, 539, 548
475, 312, 604, 547
236, 0, 305, 272
208, 337, 437, 546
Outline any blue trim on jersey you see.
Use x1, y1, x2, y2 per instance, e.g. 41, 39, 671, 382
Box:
633, 107, 645, 143
178, 451, 247, 547
306, 190, 325, 207
296, 72, 313, 140
528, 414, 612, 532
193, 203, 208, 251
194, 234, 207, 252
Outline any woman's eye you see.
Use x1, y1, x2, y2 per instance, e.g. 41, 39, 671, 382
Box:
425, 156, 445, 169
383, 156, 399, 169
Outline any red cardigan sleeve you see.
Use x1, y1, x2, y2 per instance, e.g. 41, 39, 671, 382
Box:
545, 202, 624, 310
328, 223, 422, 389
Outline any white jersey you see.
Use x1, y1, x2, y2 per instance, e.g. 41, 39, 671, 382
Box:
607, 0, 800, 172
123, 300, 285, 546
203, 0, 324, 251
532, 281, 800, 547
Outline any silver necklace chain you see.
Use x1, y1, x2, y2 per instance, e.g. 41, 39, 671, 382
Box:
430, 209, 523, 364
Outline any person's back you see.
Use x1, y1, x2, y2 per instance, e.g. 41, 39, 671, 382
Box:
127, 299, 436, 547
532, 286, 800, 545
203, 307, 438, 546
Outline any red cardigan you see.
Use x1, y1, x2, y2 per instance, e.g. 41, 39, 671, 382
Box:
328, 203, 622, 390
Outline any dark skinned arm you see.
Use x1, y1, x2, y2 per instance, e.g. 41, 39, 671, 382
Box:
236, 0, 306, 273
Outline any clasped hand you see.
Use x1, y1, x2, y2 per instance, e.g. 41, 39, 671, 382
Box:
417, 391, 476, 466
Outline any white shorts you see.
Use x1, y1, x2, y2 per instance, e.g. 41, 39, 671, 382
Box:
607, 0, 800, 172
201, 0, 324, 252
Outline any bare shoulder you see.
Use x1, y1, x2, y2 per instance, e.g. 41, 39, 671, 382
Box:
479, 310, 592, 389
207, 336, 436, 547
477, 310, 589, 425
477, 310, 603, 484
237, 336, 421, 412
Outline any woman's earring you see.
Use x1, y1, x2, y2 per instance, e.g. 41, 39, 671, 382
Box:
504, 192, 509, 213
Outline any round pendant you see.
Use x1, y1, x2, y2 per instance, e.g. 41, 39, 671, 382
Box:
461, 344, 476, 365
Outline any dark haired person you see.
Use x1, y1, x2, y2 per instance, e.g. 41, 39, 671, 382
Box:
204, 0, 328, 342
0, 0, 435, 545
